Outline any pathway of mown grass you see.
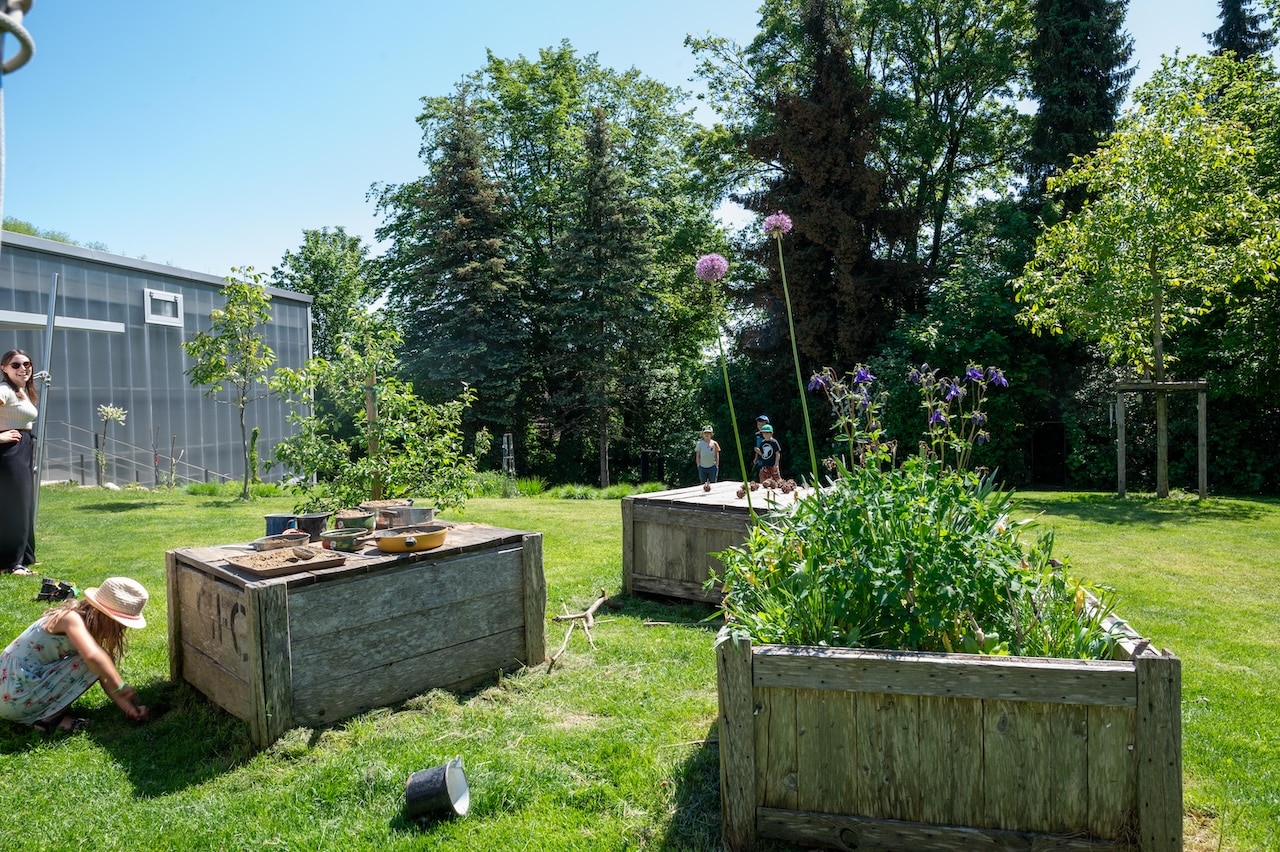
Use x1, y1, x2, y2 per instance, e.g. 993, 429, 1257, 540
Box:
0, 485, 1274, 850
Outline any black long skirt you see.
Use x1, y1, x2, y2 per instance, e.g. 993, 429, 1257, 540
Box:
0, 430, 34, 572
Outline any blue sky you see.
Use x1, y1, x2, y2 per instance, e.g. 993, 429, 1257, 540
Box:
0, 1, 1226, 277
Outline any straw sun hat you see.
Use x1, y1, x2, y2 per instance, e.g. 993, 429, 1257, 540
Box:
84, 577, 148, 629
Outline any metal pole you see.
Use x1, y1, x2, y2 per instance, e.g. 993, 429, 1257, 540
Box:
31, 271, 57, 528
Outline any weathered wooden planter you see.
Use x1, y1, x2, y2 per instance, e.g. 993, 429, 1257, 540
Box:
622, 482, 807, 603
716, 624, 1182, 851
166, 522, 546, 747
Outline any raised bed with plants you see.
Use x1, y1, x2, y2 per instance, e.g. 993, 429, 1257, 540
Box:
702, 349, 1181, 850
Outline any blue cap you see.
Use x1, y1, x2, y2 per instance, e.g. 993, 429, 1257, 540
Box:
756, 415, 769, 423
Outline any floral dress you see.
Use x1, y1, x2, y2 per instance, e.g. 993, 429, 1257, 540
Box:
0, 617, 98, 725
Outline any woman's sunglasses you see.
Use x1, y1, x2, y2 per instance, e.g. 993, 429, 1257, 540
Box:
6, 361, 31, 369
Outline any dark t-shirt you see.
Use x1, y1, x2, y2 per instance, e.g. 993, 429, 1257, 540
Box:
758, 437, 780, 468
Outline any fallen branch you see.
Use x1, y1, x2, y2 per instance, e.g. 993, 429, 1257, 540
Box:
546, 589, 614, 672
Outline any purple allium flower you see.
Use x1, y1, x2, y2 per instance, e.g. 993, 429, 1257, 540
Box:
965, 365, 984, 383
695, 253, 729, 282
929, 409, 948, 426
853, 366, 876, 385
986, 366, 1008, 387
763, 211, 793, 237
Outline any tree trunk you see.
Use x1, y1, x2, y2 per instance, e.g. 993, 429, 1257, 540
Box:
598, 403, 610, 489
1151, 250, 1168, 498
239, 400, 251, 501
366, 369, 382, 500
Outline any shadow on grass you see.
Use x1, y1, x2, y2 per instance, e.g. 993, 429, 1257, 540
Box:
0, 681, 256, 794
1014, 492, 1274, 526
76, 500, 169, 514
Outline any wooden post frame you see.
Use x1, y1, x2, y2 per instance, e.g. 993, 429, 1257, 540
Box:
1114, 380, 1208, 499
716, 626, 1182, 852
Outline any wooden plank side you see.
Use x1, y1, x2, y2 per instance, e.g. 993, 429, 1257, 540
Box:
983, 700, 1053, 832
290, 589, 524, 681
1047, 702, 1090, 834
754, 686, 798, 811
522, 534, 546, 666
756, 808, 1131, 852
287, 548, 521, 638
166, 551, 182, 682
247, 582, 291, 747
917, 695, 983, 826
621, 498, 635, 594
628, 574, 721, 603
754, 646, 1137, 707
1088, 704, 1137, 840
291, 627, 527, 724
175, 563, 252, 681
632, 503, 752, 533
716, 630, 755, 852
1135, 652, 1182, 852
854, 691, 921, 822
795, 688, 856, 815
179, 641, 253, 722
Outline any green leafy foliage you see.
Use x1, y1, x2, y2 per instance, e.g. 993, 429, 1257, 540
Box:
270, 312, 482, 512
182, 267, 277, 501
715, 367, 1122, 659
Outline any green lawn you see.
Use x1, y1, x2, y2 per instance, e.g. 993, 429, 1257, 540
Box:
0, 485, 1274, 850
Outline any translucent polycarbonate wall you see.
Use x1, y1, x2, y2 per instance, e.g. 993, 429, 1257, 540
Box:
0, 232, 312, 487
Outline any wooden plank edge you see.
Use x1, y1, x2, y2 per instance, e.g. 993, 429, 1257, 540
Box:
522, 533, 547, 665
717, 627, 756, 852
756, 808, 1132, 852
630, 573, 722, 604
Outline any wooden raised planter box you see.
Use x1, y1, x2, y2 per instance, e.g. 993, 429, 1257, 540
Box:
622, 482, 808, 604
717, 624, 1182, 851
166, 522, 546, 747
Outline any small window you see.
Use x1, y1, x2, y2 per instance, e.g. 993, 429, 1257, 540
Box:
145, 289, 184, 328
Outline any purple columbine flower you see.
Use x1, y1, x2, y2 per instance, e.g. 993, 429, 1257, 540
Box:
971, 411, 987, 426
907, 368, 922, 385
986, 366, 1008, 387
808, 373, 830, 392
853, 366, 876, 385
929, 409, 948, 426
763, 211, 793, 237
944, 382, 966, 402
976, 430, 990, 445
695, 253, 729, 282
965, 365, 984, 383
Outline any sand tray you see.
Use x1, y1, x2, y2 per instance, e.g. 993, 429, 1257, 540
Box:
224, 546, 347, 576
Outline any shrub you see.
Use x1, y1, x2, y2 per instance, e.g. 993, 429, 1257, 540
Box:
516, 476, 548, 497
714, 364, 1123, 659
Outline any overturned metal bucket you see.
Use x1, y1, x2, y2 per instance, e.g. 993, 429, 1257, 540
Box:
404, 756, 469, 822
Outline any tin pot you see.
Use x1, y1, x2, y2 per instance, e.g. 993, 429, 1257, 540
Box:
319, 528, 369, 552
370, 524, 448, 553
405, 756, 469, 821
383, 505, 436, 527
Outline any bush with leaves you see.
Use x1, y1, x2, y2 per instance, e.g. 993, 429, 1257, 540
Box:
271, 312, 485, 512
713, 365, 1123, 659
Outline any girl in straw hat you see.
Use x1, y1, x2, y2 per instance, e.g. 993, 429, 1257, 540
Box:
0, 577, 150, 732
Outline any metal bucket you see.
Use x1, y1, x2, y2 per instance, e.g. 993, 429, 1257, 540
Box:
404, 756, 469, 821
294, 512, 332, 542
264, 514, 297, 536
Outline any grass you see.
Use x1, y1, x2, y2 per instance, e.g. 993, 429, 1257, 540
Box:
0, 484, 1275, 850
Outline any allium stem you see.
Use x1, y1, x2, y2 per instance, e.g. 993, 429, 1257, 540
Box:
774, 235, 819, 485
717, 328, 754, 515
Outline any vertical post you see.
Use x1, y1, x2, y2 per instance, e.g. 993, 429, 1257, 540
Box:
521, 533, 546, 665
1116, 392, 1126, 499
1197, 386, 1207, 499
365, 369, 380, 500
1155, 389, 1169, 498
1135, 650, 1182, 851
717, 627, 756, 852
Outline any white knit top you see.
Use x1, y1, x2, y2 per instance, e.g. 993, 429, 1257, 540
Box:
0, 383, 38, 430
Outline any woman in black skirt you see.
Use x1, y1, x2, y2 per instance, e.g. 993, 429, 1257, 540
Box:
0, 349, 39, 575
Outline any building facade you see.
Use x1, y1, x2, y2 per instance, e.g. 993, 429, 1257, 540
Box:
0, 231, 312, 487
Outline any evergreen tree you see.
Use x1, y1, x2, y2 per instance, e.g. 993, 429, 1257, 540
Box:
734, 1, 923, 373
376, 92, 526, 436
1025, 0, 1135, 202
1207, 0, 1277, 59
550, 108, 657, 487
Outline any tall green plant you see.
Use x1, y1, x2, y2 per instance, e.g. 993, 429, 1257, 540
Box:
714, 366, 1123, 659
